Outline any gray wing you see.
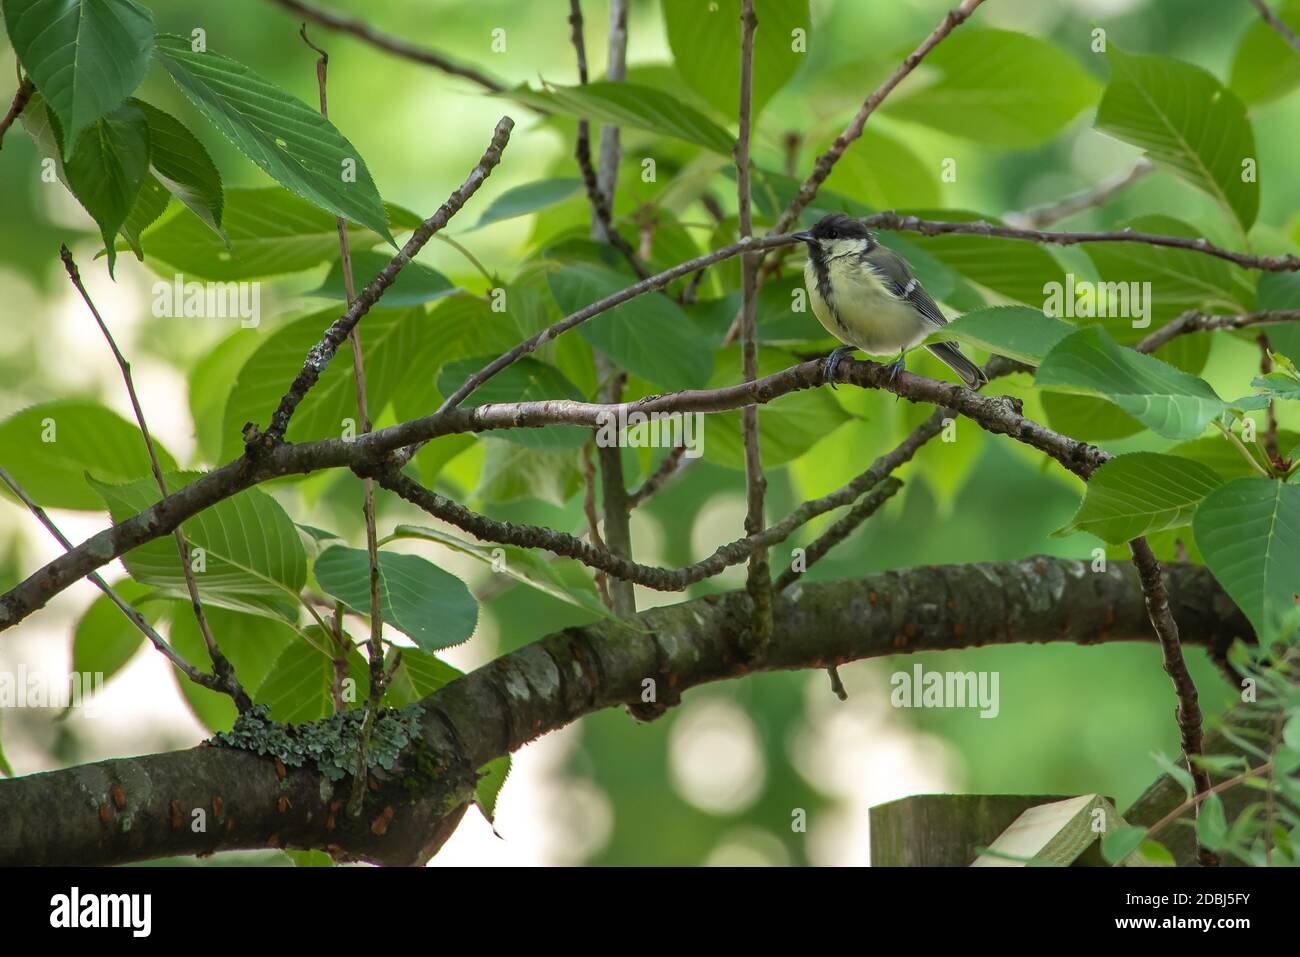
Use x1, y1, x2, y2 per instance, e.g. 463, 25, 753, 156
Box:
864, 246, 948, 328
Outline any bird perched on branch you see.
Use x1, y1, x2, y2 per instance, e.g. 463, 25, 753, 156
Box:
793, 213, 987, 389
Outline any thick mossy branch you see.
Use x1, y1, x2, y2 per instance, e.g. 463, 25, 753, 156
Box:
0, 558, 1249, 866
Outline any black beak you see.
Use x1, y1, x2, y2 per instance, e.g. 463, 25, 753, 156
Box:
791, 231, 815, 245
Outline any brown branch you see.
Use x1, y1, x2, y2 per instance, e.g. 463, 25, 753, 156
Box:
1134, 309, 1300, 353
257, 116, 514, 446
770, 0, 987, 236
861, 211, 1300, 273
0, 73, 34, 151
1128, 537, 1218, 867
1007, 161, 1155, 229
59, 246, 250, 711
373, 395, 951, 592
736, 0, 772, 649
0, 557, 1248, 865
266, 0, 506, 92
1247, 0, 1300, 54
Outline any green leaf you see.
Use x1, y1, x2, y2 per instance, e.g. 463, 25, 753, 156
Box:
153, 33, 391, 240
63, 102, 150, 275
255, 639, 365, 724
131, 98, 224, 235
3, 0, 154, 153
187, 328, 262, 463
1138, 840, 1176, 867
475, 439, 583, 506
119, 174, 170, 258
90, 472, 307, 620
923, 306, 1073, 365
383, 648, 462, 707
663, 0, 809, 118
1096, 47, 1259, 232
1151, 749, 1196, 797
502, 80, 734, 155
884, 29, 1100, 148
219, 306, 425, 461
1080, 215, 1252, 336
1193, 477, 1300, 642
475, 755, 510, 820
310, 249, 456, 306
703, 347, 851, 469
168, 605, 299, 732
1035, 326, 1226, 439
1055, 452, 1225, 544
1100, 825, 1148, 866
467, 177, 582, 231
547, 261, 713, 391
1230, 0, 1300, 105
822, 129, 940, 210
314, 546, 478, 652
0, 399, 176, 509
285, 850, 334, 867
0, 719, 12, 778
137, 187, 397, 280
436, 356, 588, 449
71, 578, 161, 683
392, 524, 622, 624
1196, 792, 1229, 851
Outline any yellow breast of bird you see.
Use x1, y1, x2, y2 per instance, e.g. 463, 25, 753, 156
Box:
805, 255, 929, 356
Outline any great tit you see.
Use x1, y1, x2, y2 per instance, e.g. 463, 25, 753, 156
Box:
792, 213, 987, 389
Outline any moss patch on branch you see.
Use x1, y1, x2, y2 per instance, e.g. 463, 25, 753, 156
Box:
209, 704, 426, 782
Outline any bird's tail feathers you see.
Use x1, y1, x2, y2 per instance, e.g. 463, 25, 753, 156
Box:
925, 342, 987, 389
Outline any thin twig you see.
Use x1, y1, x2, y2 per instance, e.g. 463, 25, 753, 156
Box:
1247, 0, 1300, 54
1006, 161, 1155, 229
300, 23, 388, 815
267, 0, 506, 91
628, 446, 689, 507
0, 73, 34, 151
581, 440, 614, 609
1129, 537, 1218, 867
60, 246, 250, 711
256, 116, 514, 447
1134, 309, 1300, 353
736, 0, 772, 650
0, 466, 220, 690
770, 0, 987, 236
862, 211, 1300, 273
774, 478, 904, 592
1144, 760, 1273, 843
568, 0, 648, 279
